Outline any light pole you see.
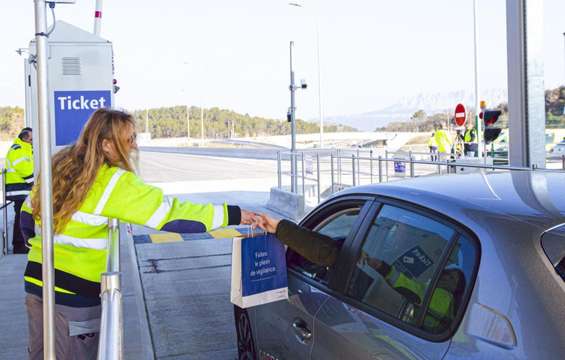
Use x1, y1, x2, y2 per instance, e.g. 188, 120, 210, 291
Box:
472, 0, 482, 159
288, 41, 308, 193
289, 1, 324, 148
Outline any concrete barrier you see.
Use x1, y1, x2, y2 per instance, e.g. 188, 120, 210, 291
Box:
266, 187, 305, 221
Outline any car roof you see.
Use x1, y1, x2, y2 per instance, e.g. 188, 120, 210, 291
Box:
336, 170, 565, 232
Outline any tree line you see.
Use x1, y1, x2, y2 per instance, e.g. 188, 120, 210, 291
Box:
0, 105, 355, 140
377, 85, 564, 132
131, 106, 355, 138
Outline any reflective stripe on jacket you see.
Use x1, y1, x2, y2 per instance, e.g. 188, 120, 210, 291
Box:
5, 138, 34, 199
23, 163, 240, 306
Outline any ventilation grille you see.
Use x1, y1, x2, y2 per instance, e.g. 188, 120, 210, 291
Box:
62, 57, 81, 76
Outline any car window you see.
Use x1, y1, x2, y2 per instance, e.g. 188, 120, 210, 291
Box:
347, 205, 455, 328
287, 206, 361, 285
421, 234, 477, 334
541, 225, 565, 281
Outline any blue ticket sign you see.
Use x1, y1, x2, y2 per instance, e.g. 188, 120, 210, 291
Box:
54, 90, 111, 146
241, 234, 288, 297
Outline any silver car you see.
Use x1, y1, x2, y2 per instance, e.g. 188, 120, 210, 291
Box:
234, 171, 565, 360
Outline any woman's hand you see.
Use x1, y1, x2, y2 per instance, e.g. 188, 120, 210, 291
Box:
240, 209, 258, 226
256, 213, 280, 234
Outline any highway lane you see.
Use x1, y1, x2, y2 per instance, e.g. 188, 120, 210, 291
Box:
138, 150, 277, 183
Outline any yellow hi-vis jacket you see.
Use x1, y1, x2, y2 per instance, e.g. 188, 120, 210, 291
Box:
434, 130, 452, 154
385, 267, 454, 330
4, 137, 34, 200
21, 163, 240, 307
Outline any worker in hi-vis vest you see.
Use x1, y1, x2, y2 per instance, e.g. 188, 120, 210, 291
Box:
463, 122, 478, 157
427, 132, 438, 161
4, 127, 33, 254
20, 109, 256, 359
434, 124, 452, 159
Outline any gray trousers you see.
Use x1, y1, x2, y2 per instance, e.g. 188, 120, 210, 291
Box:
26, 294, 101, 360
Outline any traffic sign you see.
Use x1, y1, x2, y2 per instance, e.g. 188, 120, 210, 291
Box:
454, 103, 466, 127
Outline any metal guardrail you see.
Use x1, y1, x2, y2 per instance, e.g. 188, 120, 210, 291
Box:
98, 218, 123, 360
276, 149, 565, 206
1, 169, 13, 256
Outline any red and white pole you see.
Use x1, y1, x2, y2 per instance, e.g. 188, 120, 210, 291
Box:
93, 0, 103, 35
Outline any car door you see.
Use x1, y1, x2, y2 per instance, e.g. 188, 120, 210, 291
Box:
252, 197, 374, 360
311, 199, 479, 360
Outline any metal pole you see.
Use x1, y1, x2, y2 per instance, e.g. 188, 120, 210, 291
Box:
93, 0, 103, 36
316, 153, 320, 203
351, 154, 356, 186
357, 149, 361, 185
330, 153, 335, 193
34, 0, 55, 357
473, 0, 483, 160
108, 219, 120, 272
2, 170, 7, 256
289, 41, 298, 193
378, 156, 383, 183
369, 150, 373, 183
337, 149, 342, 185
409, 154, 415, 178
301, 152, 305, 196
507, 0, 546, 168
385, 150, 389, 181
277, 151, 282, 189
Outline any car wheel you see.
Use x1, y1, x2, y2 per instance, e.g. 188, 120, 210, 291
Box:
234, 306, 257, 360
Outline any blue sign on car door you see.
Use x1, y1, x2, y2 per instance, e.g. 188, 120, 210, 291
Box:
54, 90, 112, 146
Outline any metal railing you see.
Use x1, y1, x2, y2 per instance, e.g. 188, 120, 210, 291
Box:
1, 169, 13, 256
97, 218, 123, 360
276, 149, 565, 207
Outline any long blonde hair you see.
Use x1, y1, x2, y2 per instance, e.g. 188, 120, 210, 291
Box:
32, 108, 136, 233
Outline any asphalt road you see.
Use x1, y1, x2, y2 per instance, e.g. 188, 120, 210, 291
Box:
138, 150, 277, 183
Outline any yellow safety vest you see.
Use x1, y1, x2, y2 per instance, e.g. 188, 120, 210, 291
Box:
22, 163, 238, 306
4, 138, 34, 200
464, 128, 477, 143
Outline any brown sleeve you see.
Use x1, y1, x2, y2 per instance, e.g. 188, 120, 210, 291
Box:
275, 219, 339, 267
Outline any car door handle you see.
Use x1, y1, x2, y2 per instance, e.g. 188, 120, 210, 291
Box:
292, 319, 312, 342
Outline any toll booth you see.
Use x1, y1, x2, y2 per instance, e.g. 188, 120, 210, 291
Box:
25, 20, 114, 160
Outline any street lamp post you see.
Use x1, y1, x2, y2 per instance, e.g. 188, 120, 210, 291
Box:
289, 1, 324, 148
289, 41, 298, 193
472, 0, 482, 159
288, 41, 308, 194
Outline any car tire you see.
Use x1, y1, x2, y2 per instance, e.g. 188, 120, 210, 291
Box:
234, 305, 257, 360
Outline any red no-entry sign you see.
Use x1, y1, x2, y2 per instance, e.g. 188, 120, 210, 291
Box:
454, 103, 466, 127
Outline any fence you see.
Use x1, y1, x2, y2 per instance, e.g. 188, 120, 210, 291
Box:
1, 169, 12, 256
276, 149, 565, 207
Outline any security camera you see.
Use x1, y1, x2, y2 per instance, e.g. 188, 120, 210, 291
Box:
300, 79, 308, 89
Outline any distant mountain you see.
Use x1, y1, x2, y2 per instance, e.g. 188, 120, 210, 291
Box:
326, 89, 508, 131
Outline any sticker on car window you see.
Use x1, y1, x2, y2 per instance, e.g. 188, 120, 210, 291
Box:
393, 246, 434, 278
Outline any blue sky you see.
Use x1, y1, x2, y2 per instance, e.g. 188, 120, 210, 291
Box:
1, 0, 564, 120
